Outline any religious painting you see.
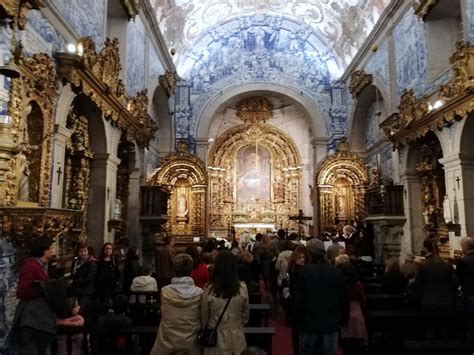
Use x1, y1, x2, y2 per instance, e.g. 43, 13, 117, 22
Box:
235, 144, 271, 203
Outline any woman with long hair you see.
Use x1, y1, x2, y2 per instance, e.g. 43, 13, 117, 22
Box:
201, 250, 249, 355
287, 245, 309, 355
122, 246, 140, 293
95, 243, 120, 304
186, 245, 209, 288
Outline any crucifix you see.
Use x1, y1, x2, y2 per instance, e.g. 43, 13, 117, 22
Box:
456, 177, 461, 189
106, 187, 110, 200
56, 163, 62, 186
289, 209, 312, 237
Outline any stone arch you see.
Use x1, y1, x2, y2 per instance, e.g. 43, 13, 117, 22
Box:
349, 80, 390, 153
196, 82, 328, 144
55, 84, 77, 126
316, 144, 368, 230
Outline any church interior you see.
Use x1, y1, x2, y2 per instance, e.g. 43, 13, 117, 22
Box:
0, 0, 474, 354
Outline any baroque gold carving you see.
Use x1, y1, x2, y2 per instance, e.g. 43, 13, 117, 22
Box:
56, 37, 157, 147
208, 123, 301, 230
0, 207, 79, 268
159, 70, 178, 98
0, 0, 44, 30
236, 97, 274, 124
349, 69, 373, 98
381, 42, 474, 148
0, 50, 56, 207
120, 0, 140, 20
148, 141, 208, 237
316, 140, 368, 230
413, 0, 439, 20
439, 41, 474, 102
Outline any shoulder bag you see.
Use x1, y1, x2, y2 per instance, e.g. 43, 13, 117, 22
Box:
197, 296, 232, 347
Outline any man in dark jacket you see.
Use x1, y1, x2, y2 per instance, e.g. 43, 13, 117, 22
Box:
457, 237, 474, 338
155, 235, 176, 288
295, 239, 344, 355
14, 237, 56, 355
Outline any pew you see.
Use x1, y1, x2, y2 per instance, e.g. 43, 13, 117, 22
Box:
404, 340, 474, 355
55, 324, 275, 355
365, 294, 419, 311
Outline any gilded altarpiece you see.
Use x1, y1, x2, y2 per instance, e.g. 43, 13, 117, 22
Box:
0, 50, 56, 207
63, 109, 93, 239
148, 142, 208, 238
317, 140, 368, 230
208, 123, 301, 230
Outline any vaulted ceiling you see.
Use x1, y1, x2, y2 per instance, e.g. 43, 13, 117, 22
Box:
150, 0, 392, 75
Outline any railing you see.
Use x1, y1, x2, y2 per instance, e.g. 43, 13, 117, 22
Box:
366, 185, 404, 216
139, 186, 169, 217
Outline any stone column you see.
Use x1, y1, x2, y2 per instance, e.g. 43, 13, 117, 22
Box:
439, 153, 474, 252
50, 124, 72, 208
399, 173, 424, 257
311, 136, 328, 238
195, 137, 209, 165
87, 153, 121, 252
126, 169, 141, 249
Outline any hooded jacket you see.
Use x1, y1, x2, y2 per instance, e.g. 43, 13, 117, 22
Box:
150, 276, 203, 355
130, 275, 158, 303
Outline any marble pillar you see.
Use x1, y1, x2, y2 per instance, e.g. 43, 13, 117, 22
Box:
126, 169, 142, 249
50, 124, 72, 208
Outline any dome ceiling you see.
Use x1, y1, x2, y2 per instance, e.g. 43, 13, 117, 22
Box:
150, 0, 392, 73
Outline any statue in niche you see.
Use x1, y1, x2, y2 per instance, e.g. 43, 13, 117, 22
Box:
16, 150, 30, 201
176, 193, 188, 220
114, 198, 122, 220
443, 195, 452, 224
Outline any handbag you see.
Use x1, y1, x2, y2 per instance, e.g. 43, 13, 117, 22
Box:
197, 296, 232, 347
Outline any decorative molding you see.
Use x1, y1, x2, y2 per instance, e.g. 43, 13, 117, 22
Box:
56, 37, 157, 147
236, 97, 274, 124
120, 0, 140, 21
0, 0, 45, 29
349, 69, 373, 98
158, 70, 178, 97
381, 42, 474, 148
413, 0, 439, 20
316, 139, 368, 230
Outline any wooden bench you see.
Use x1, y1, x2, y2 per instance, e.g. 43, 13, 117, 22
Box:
404, 340, 474, 355
249, 303, 271, 326
55, 324, 275, 355
366, 294, 419, 310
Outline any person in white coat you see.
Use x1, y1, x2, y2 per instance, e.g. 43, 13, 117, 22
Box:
130, 265, 158, 303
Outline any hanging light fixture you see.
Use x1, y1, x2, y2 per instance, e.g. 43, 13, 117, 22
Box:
0, 15, 21, 78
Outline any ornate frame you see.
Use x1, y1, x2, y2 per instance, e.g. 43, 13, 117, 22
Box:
0, 0, 44, 29
208, 123, 302, 229
316, 139, 368, 230
147, 141, 208, 237
1, 50, 57, 207
349, 69, 373, 98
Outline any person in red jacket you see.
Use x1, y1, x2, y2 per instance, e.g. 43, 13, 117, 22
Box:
14, 236, 55, 355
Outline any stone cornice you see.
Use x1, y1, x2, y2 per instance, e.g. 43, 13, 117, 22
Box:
413, 0, 439, 20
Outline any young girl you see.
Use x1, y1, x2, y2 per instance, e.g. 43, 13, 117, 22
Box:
56, 297, 85, 355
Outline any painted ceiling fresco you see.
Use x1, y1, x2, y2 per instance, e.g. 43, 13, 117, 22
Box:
151, 0, 392, 73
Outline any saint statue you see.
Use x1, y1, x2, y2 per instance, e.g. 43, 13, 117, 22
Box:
443, 195, 452, 224
16, 151, 30, 201
176, 193, 188, 218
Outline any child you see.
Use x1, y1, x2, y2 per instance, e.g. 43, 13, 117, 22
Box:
56, 297, 85, 355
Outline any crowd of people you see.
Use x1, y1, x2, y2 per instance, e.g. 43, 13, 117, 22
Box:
9, 225, 474, 355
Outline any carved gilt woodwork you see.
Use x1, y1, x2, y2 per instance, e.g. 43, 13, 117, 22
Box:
349, 69, 373, 98
208, 123, 301, 230
0, 0, 44, 29
1, 207, 79, 268
148, 141, 208, 238
63, 110, 93, 237
119, 0, 140, 20
0, 49, 56, 207
413, 0, 439, 20
236, 97, 274, 124
381, 42, 474, 149
316, 138, 368, 230
158, 70, 178, 98
56, 37, 157, 147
